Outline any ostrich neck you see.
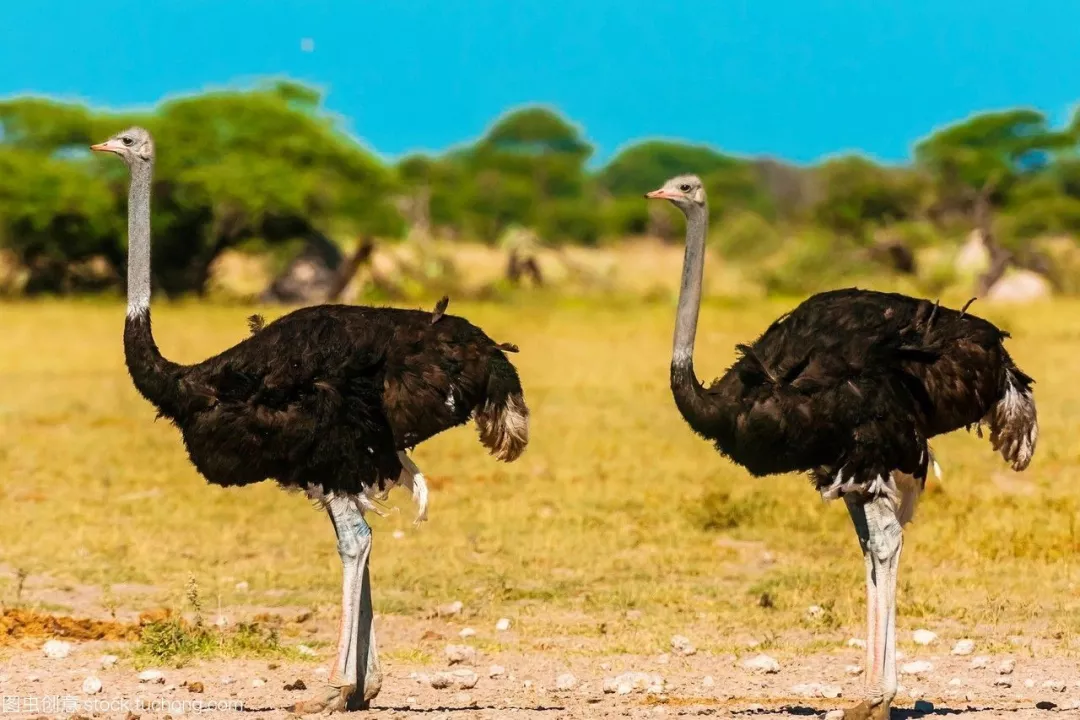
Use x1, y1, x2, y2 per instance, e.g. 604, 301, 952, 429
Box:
127, 159, 153, 317
672, 204, 707, 368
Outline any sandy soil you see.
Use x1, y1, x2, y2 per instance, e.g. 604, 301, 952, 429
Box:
2, 612, 1078, 720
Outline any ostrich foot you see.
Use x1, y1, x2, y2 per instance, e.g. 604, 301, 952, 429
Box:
832, 699, 890, 720
287, 683, 356, 714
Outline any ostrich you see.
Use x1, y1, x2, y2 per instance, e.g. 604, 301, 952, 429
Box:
91, 128, 529, 713
646, 175, 1036, 720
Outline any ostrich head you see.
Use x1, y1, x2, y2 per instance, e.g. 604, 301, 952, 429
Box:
645, 174, 706, 212
90, 126, 154, 166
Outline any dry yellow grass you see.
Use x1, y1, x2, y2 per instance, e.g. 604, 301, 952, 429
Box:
1, 293, 1078, 657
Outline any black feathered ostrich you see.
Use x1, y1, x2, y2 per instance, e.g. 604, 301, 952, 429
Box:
91, 128, 529, 713
646, 175, 1036, 720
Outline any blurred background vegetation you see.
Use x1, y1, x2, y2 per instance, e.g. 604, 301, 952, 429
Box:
2, 79, 1080, 304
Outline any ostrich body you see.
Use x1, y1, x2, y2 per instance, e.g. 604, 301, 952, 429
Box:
647, 175, 1036, 720
92, 128, 529, 712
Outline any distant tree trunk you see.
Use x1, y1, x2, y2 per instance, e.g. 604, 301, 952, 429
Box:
973, 181, 1012, 297
507, 248, 544, 287
326, 237, 376, 302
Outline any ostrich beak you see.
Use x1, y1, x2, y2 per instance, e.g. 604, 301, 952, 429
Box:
645, 188, 681, 200
90, 140, 121, 154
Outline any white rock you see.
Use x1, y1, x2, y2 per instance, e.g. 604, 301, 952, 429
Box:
43, 640, 72, 659
655, 653, 670, 665
742, 654, 780, 674
459, 627, 476, 639
702, 675, 715, 688
488, 665, 505, 678
912, 629, 938, 646
430, 669, 478, 690
138, 670, 165, 684
600, 662, 611, 671
971, 656, 990, 669
1024, 679, 1036, 688
82, 676, 103, 694
845, 665, 863, 676
251, 678, 265, 687
1041, 680, 1066, 693
901, 661, 933, 676
791, 683, 822, 698
807, 605, 824, 617
234, 581, 249, 592
0, 673, 8, 683
670, 635, 696, 656
297, 644, 316, 656
998, 659, 1016, 675
437, 600, 464, 617
555, 673, 578, 691
951, 639, 975, 656
948, 678, 964, 687
445, 644, 476, 665
602, 671, 663, 695
847, 638, 866, 649
495, 618, 511, 632
220, 675, 236, 685
821, 685, 842, 699
100, 654, 119, 668
825, 711, 845, 720
453, 691, 473, 705
313, 668, 328, 677
406, 695, 417, 704
392, 529, 406, 540
213, 615, 229, 628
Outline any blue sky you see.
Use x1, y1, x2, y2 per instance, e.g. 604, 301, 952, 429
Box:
2, 1, 1077, 166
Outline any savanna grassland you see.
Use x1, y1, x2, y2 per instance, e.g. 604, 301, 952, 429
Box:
1, 295, 1079, 718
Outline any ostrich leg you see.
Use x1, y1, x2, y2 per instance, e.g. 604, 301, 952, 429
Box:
292, 492, 381, 713
841, 491, 904, 720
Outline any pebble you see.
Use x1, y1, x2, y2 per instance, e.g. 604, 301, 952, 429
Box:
702, 676, 715, 688
655, 653, 670, 665
138, 670, 165, 684
845, 665, 863, 676
430, 669, 479, 690
951, 639, 975, 656
555, 673, 578, 691
994, 679, 1012, 688
1025, 679, 1036, 688
459, 627, 476, 639
488, 665, 505, 678
445, 644, 477, 665
912, 629, 938, 646
971, 656, 990, 669
82, 676, 103, 695
234, 581, 249, 592
670, 635, 696, 656
313, 668, 328, 677
825, 711, 845, 720
600, 662, 611, 671
1041, 680, 1066, 693
220, 676, 236, 685
602, 672, 664, 695
185, 681, 204, 693
742, 654, 780, 674
807, 605, 824, 618
100, 655, 119, 668
901, 661, 933, 676
251, 678, 265, 687
437, 600, 464, 617
392, 529, 406, 539
453, 691, 474, 705
847, 638, 866, 649
43, 639, 72, 659
998, 659, 1016, 675
495, 618, 511, 632
297, 644, 317, 656
948, 678, 964, 687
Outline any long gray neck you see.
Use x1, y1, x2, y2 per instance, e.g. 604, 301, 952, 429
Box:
126, 159, 153, 318
672, 204, 708, 368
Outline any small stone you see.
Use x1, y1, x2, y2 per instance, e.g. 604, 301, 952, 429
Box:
821, 685, 842, 699
602, 671, 663, 695
742, 654, 780, 674
82, 676, 103, 695
998, 659, 1016, 675
671, 635, 696, 656
912, 629, 938, 646
234, 581, 249, 592
1025, 679, 1036, 688
655, 653, 670, 665
43, 639, 72, 659
138, 670, 165, 684
1041, 680, 1066, 693
459, 627, 476, 639
847, 638, 866, 649
313, 668, 328, 677
185, 681, 204, 693
488, 665, 505, 678
702, 676, 715, 688
951, 639, 975, 656
453, 691, 474, 705
437, 600, 464, 617
1036, 701, 1058, 711
994, 679, 1012, 688
296, 644, 316, 656
845, 665, 863, 676
495, 618, 511, 632
392, 529, 406, 540
948, 678, 964, 687
901, 661, 933, 676
430, 669, 478, 690
251, 678, 265, 687
100, 655, 119, 668
220, 676, 235, 685
406, 696, 417, 705
825, 711, 845, 720
284, 679, 307, 691
807, 605, 824, 617
445, 644, 476, 665
791, 683, 822, 698
555, 673, 577, 691
213, 615, 229, 628
971, 656, 990, 669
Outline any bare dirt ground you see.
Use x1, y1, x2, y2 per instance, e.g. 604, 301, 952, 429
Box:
2, 607, 1078, 720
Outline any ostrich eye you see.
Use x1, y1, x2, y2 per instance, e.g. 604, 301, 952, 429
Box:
121, 137, 134, 147
679, 184, 691, 193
